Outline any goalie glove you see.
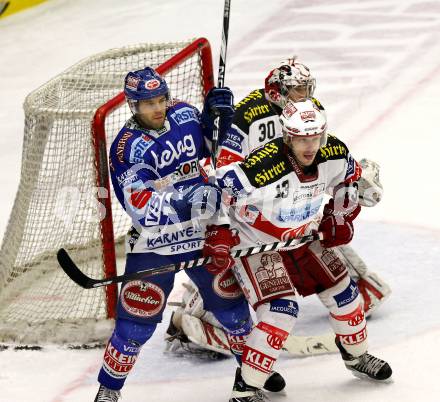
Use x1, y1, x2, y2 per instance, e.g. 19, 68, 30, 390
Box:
358, 158, 383, 207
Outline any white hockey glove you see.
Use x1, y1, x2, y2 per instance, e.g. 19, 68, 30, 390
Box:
358, 158, 383, 207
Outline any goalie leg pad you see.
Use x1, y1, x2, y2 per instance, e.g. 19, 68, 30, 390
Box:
338, 245, 392, 316
357, 271, 392, 317
180, 313, 231, 355
318, 276, 368, 357
241, 296, 298, 388
98, 319, 156, 390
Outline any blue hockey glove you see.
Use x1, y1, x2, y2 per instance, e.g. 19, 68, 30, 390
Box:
201, 87, 235, 141
204, 87, 234, 118
169, 182, 222, 222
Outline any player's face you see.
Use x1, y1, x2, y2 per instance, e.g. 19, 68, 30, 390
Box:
287, 85, 310, 102
288, 135, 322, 167
137, 95, 167, 129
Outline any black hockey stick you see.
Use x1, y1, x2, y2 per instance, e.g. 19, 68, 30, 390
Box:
57, 232, 322, 289
211, 0, 231, 168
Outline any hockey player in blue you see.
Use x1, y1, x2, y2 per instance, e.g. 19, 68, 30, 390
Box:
94, 67, 253, 402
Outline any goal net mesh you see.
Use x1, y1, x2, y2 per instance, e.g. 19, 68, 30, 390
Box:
0, 39, 210, 344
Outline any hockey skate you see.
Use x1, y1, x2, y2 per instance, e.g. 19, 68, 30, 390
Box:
229, 368, 270, 402
263, 371, 286, 392
336, 338, 392, 381
94, 384, 121, 402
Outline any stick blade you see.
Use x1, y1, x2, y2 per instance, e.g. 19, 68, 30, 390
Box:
282, 333, 338, 356
56, 248, 94, 289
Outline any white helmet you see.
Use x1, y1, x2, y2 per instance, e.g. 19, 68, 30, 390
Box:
279, 99, 327, 147
264, 57, 316, 108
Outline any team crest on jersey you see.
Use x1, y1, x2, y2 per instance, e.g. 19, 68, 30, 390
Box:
121, 280, 165, 318
213, 269, 242, 299
218, 170, 245, 196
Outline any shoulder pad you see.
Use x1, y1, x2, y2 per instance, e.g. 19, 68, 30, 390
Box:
235, 89, 266, 110
240, 138, 290, 187
167, 102, 200, 125
316, 134, 350, 163
234, 89, 276, 132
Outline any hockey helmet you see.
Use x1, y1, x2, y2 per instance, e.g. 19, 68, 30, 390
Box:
279, 99, 327, 147
124, 67, 169, 114
264, 57, 316, 108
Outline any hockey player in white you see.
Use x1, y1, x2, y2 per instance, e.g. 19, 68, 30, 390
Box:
217, 56, 390, 315
202, 99, 392, 401
165, 57, 390, 359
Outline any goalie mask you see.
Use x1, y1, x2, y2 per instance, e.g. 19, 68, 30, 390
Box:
279, 99, 327, 147
264, 57, 316, 108
124, 67, 169, 114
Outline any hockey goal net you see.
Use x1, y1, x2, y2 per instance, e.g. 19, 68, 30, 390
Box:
0, 38, 214, 344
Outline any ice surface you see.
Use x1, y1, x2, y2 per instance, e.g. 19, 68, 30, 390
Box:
0, 0, 439, 401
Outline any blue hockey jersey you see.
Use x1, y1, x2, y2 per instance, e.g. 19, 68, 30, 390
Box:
109, 101, 211, 255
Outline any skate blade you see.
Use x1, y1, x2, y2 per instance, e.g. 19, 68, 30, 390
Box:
349, 369, 394, 383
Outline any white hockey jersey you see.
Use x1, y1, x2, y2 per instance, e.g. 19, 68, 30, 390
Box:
216, 136, 361, 250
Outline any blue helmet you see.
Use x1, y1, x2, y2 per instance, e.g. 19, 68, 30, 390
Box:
124, 67, 169, 113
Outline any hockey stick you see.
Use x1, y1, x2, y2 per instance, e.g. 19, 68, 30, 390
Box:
211, 0, 231, 168
283, 332, 338, 356
57, 232, 323, 289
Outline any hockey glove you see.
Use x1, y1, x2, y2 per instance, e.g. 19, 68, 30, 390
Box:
201, 87, 235, 141
203, 225, 240, 275
318, 198, 361, 248
170, 182, 221, 222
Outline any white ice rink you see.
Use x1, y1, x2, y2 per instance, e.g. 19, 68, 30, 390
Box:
1, 0, 440, 401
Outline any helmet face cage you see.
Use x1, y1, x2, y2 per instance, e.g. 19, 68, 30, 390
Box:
124, 67, 169, 114
279, 100, 327, 147
265, 57, 316, 108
